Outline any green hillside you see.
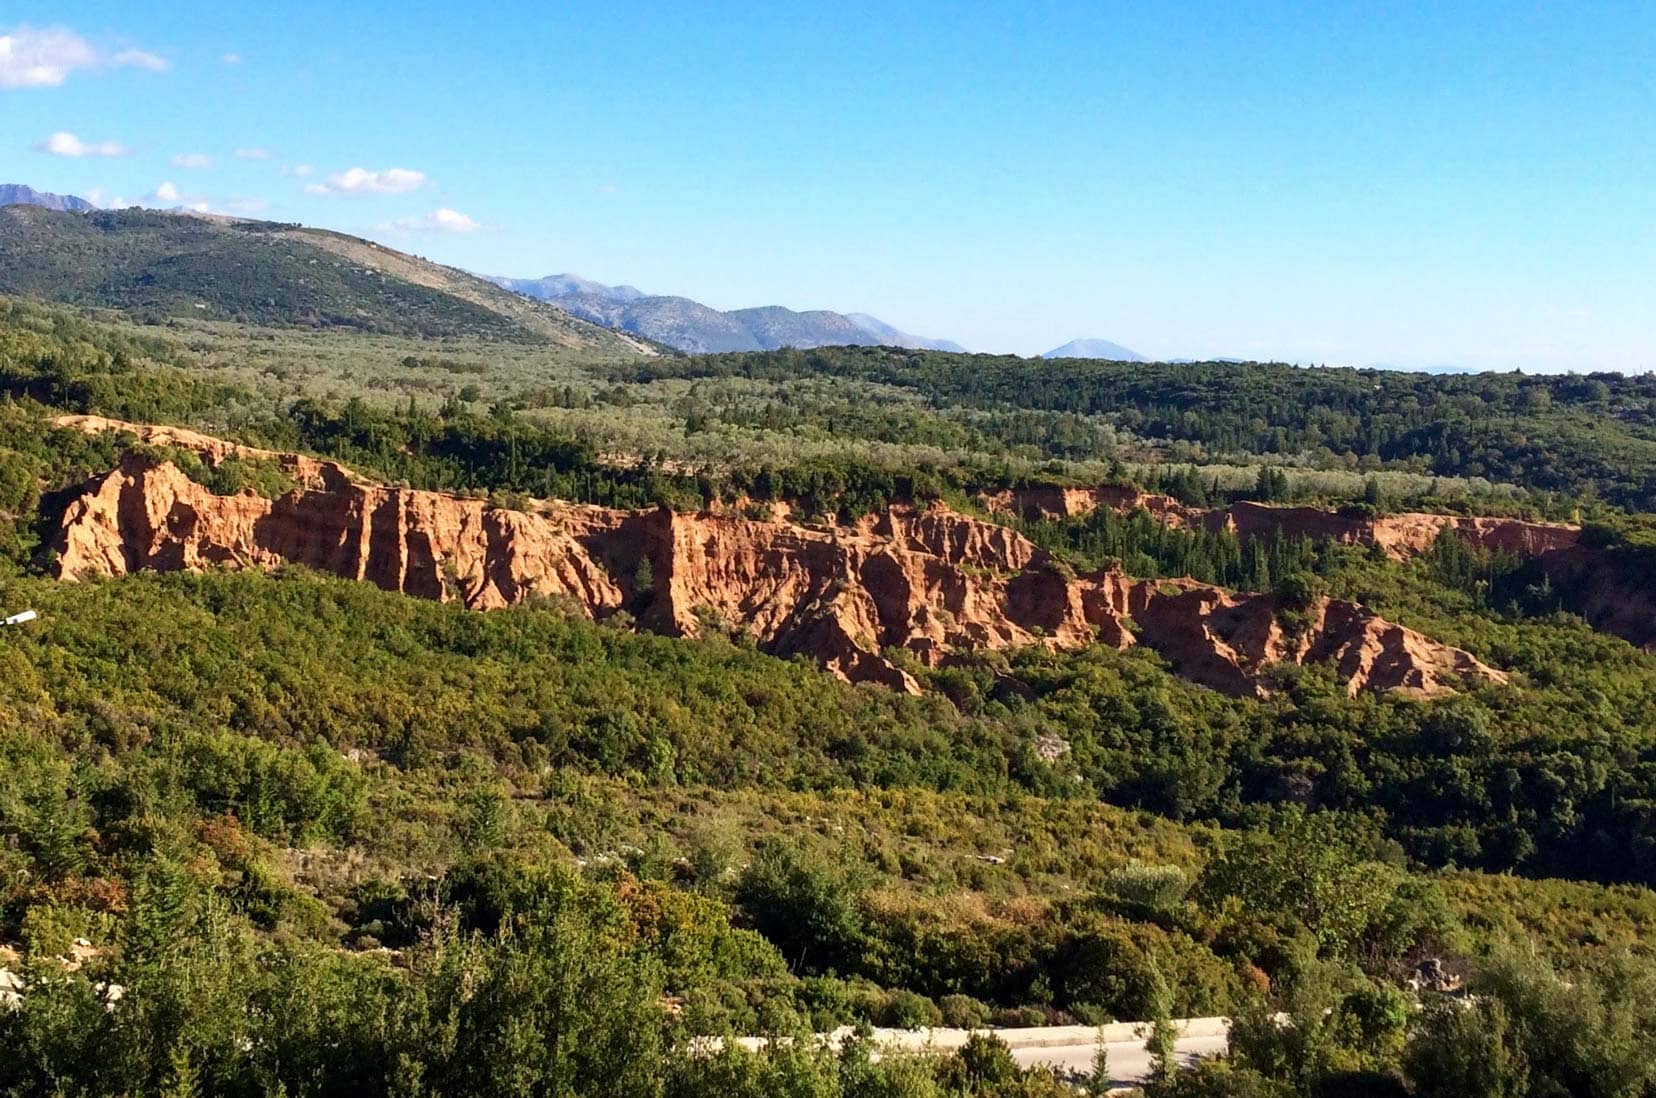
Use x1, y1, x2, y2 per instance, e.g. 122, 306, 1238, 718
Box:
3, 298, 1656, 1095
0, 205, 654, 351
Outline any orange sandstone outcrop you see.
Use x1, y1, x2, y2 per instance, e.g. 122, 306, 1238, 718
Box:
54, 414, 345, 489
1212, 501, 1582, 561
1129, 583, 1503, 699
978, 484, 1656, 650
980, 486, 1202, 528
50, 438, 1506, 699
980, 484, 1581, 562
54, 453, 638, 613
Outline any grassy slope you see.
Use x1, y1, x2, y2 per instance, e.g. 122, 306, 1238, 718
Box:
0, 206, 652, 353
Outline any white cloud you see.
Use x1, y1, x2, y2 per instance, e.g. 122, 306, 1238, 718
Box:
36, 130, 126, 157
0, 26, 96, 87
221, 52, 242, 64
110, 48, 167, 72
304, 166, 426, 196
292, 164, 313, 177
171, 152, 212, 169
142, 182, 211, 214
235, 147, 272, 160
379, 207, 482, 234
135, 182, 255, 216
0, 27, 168, 88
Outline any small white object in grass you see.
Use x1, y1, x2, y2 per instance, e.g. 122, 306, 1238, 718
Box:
2, 610, 38, 627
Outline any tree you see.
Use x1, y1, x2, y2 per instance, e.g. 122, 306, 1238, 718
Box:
1084, 1027, 1112, 1096
942, 1034, 1020, 1092
1273, 571, 1324, 613
1404, 998, 1528, 1098
1196, 813, 1403, 961
1145, 963, 1178, 1087
161, 1045, 200, 1098
1253, 467, 1291, 503
1463, 949, 1656, 1098
734, 840, 868, 975
443, 888, 668, 1098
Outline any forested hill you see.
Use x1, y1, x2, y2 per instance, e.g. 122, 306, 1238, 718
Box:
5, 298, 1656, 1095
0, 205, 657, 352
617, 346, 1656, 511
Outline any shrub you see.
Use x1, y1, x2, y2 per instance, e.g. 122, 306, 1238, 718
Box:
1102, 861, 1190, 916
881, 989, 943, 1029
938, 993, 992, 1029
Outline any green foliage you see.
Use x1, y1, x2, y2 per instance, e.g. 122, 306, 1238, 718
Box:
0, 207, 587, 342
1145, 1059, 1295, 1098
1102, 861, 1190, 916
1085, 1028, 1112, 1097
1465, 949, 1656, 1098
736, 840, 871, 975
940, 1034, 1021, 1091
938, 993, 991, 1029
2, 294, 1656, 1094
1015, 504, 1326, 590
620, 346, 1656, 510
1404, 998, 1530, 1098
1198, 814, 1412, 962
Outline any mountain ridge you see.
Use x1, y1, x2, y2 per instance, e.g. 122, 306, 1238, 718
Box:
0, 183, 96, 213
0, 204, 654, 353
489, 271, 968, 354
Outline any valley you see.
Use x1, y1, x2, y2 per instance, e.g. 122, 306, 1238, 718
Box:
2, 4, 1650, 1092
2, 206, 1656, 1097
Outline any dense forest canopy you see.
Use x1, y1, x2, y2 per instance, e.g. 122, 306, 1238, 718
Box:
610, 347, 1656, 511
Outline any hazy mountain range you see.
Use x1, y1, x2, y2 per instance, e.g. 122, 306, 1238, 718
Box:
489, 273, 971, 355
0, 184, 97, 213
2, 182, 1205, 365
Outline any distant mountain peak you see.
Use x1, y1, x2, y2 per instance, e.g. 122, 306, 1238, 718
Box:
844, 313, 967, 353
489, 273, 646, 304
0, 184, 96, 213
489, 273, 968, 354
1042, 338, 1146, 362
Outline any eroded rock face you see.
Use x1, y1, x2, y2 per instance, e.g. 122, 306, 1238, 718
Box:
980, 486, 1581, 562
980, 486, 1202, 528
979, 484, 1656, 652
53, 415, 346, 490
1216, 501, 1582, 561
55, 453, 639, 613
50, 433, 1507, 699
1130, 583, 1505, 698
1529, 545, 1656, 651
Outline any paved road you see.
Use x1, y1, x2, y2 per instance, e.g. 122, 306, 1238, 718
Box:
731, 1017, 1232, 1086
1008, 1030, 1229, 1084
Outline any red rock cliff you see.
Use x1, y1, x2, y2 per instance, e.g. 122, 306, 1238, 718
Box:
981, 485, 1580, 562
1212, 501, 1582, 560
980, 484, 1656, 651
50, 430, 1506, 700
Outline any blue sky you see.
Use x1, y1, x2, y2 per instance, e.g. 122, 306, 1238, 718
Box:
2, 1, 1653, 370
